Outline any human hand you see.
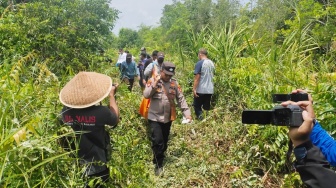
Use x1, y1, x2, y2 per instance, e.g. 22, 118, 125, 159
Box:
182, 116, 193, 124
291, 89, 314, 103
193, 90, 199, 98
186, 116, 192, 121
110, 84, 119, 96
152, 75, 161, 87
281, 99, 315, 147
284, 89, 315, 118
288, 110, 314, 147
155, 75, 161, 82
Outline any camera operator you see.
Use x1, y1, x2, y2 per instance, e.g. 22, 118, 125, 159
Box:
59, 72, 119, 187
281, 89, 336, 187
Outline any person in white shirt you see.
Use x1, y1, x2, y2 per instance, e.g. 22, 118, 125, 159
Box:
115, 48, 127, 68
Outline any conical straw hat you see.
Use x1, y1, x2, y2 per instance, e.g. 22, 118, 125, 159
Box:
59, 72, 112, 109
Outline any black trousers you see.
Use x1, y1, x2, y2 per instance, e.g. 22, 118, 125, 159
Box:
148, 120, 172, 168
86, 168, 110, 188
127, 79, 134, 91
193, 93, 212, 119
122, 77, 134, 91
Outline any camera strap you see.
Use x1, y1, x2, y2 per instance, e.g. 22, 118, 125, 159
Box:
286, 139, 295, 172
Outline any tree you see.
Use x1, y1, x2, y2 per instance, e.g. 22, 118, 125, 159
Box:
211, 0, 241, 28
0, 0, 119, 74
160, 0, 190, 45
160, 0, 244, 50
279, 0, 336, 56
117, 28, 142, 48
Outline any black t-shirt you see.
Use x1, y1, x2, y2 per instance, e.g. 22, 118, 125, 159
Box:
61, 105, 118, 174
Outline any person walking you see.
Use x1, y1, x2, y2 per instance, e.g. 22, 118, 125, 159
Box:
120, 53, 140, 91
140, 47, 151, 59
116, 48, 127, 68
143, 62, 192, 176
192, 48, 215, 120
59, 72, 119, 187
151, 50, 158, 62
138, 52, 147, 88
144, 51, 165, 77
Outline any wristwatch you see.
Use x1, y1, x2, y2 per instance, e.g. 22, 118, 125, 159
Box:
313, 118, 317, 125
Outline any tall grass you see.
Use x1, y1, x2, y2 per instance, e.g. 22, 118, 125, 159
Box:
175, 19, 333, 187
1, 20, 336, 188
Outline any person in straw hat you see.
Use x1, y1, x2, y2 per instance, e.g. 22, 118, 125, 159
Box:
59, 71, 119, 186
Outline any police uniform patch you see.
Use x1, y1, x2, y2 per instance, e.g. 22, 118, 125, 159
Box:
169, 88, 176, 95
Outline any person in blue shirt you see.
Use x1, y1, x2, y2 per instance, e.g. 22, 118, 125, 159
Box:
120, 53, 140, 91
310, 119, 336, 166
284, 89, 336, 166
281, 89, 336, 187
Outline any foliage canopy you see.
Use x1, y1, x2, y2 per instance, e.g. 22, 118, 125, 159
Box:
2, 0, 336, 187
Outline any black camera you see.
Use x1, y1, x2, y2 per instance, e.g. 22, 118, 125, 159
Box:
242, 105, 303, 127
241, 93, 307, 126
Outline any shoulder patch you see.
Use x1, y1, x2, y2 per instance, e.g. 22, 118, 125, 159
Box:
178, 85, 182, 92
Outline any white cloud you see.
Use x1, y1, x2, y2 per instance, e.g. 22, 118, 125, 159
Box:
110, 0, 249, 35
110, 0, 174, 35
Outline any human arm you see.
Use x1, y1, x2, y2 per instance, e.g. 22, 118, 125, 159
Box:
193, 61, 202, 97
193, 74, 200, 98
310, 121, 336, 166
134, 63, 140, 80
175, 82, 192, 121
119, 62, 125, 77
109, 84, 119, 123
132, 62, 138, 77
144, 63, 153, 77
143, 76, 160, 99
289, 89, 336, 165
281, 100, 314, 147
116, 62, 121, 69
281, 89, 315, 146
282, 99, 336, 186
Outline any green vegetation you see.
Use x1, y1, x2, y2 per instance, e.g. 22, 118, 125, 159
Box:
1, 0, 336, 187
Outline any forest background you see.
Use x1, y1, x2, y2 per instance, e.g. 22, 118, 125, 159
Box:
1, 0, 336, 187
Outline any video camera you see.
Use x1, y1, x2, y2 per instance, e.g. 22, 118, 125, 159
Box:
242, 93, 308, 127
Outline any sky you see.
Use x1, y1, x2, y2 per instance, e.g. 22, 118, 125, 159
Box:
110, 0, 250, 35
110, 0, 174, 35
